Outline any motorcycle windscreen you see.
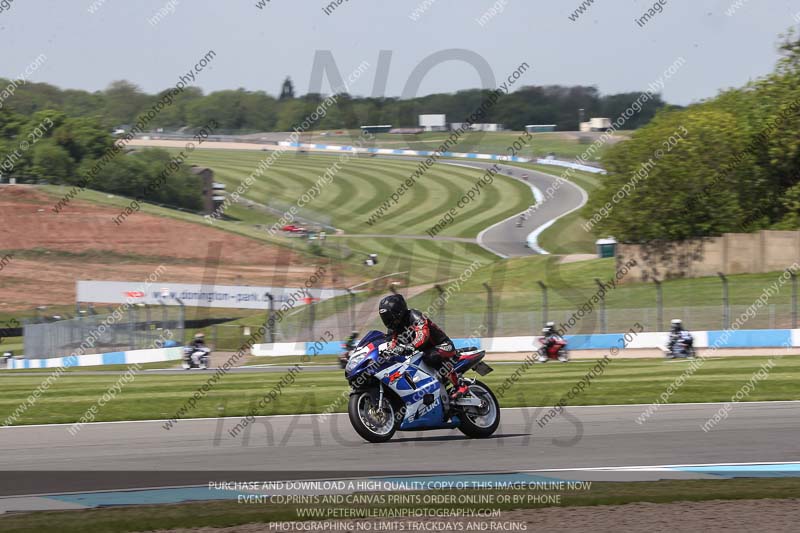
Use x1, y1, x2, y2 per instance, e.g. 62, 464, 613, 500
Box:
357, 330, 385, 348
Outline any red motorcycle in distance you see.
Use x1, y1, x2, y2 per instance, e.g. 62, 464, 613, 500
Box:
536, 335, 569, 363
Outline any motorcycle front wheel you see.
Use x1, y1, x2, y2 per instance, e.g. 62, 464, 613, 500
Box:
458, 380, 500, 438
348, 389, 398, 443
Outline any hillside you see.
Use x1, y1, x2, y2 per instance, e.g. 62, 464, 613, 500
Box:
0, 186, 338, 313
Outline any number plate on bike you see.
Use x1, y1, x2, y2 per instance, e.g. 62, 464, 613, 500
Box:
473, 362, 493, 376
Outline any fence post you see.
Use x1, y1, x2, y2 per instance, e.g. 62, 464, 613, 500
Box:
175, 297, 185, 344
346, 289, 356, 332
537, 281, 548, 327
145, 304, 152, 344
265, 293, 275, 343
792, 272, 797, 329
718, 272, 729, 330
130, 304, 138, 350
594, 278, 607, 334
434, 284, 446, 330
654, 279, 663, 332
308, 297, 316, 340
483, 282, 494, 338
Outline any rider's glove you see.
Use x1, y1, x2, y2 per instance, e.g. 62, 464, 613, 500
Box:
391, 344, 413, 356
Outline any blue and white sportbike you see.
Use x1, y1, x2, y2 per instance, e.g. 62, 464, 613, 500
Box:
344, 330, 500, 443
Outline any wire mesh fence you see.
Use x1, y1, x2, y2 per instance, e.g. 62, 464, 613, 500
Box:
23, 305, 184, 359
24, 270, 799, 356
259, 278, 800, 343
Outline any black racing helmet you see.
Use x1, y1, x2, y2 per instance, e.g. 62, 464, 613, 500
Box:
378, 294, 408, 332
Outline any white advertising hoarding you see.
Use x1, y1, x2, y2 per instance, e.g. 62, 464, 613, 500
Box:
419, 114, 446, 128
76, 281, 349, 310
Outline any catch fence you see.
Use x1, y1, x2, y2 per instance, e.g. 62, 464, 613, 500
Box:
23, 305, 184, 359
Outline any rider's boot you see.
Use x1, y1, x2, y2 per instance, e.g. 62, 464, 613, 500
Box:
447, 370, 469, 400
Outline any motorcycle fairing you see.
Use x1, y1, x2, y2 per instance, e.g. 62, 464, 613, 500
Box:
374, 352, 451, 431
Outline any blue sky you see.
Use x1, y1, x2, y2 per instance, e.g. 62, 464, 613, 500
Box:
0, 0, 797, 105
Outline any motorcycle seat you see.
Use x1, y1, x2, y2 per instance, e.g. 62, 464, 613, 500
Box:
454, 349, 486, 372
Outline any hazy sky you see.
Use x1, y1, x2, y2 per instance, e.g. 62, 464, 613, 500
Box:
1, 0, 798, 105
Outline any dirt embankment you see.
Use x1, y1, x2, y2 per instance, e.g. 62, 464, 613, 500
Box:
0, 186, 339, 312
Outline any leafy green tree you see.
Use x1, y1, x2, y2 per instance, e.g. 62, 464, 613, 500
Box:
586, 107, 749, 241
103, 80, 150, 126
32, 140, 73, 182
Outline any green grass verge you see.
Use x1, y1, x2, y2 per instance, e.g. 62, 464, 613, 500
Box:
1, 356, 797, 425
0, 478, 796, 533
177, 150, 533, 238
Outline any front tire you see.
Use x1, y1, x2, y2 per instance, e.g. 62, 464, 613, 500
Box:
458, 380, 500, 438
348, 389, 398, 443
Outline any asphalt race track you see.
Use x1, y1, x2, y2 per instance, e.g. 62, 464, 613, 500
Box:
2, 401, 798, 496
347, 155, 588, 258
441, 161, 587, 258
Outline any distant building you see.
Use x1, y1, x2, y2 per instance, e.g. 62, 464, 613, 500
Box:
580, 118, 612, 132
450, 123, 504, 132
525, 124, 556, 133
472, 123, 504, 132
419, 114, 447, 132
191, 166, 225, 215
360, 125, 393, 134
389, 128, 424, 135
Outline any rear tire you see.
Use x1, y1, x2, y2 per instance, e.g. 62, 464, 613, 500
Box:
348, 389, 398, 443
458, 380, 500, 438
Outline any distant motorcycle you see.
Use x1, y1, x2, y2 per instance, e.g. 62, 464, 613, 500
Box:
339, 332, 359, 369
182, 346, 211, 369
345, 330, 500, 443
537, 335, 569, 362
662, 339, 696, 359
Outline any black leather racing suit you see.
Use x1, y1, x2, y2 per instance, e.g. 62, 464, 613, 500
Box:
388, 309, 458, 385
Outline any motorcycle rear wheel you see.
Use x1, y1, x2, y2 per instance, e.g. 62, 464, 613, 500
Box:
458, 380, 500, 438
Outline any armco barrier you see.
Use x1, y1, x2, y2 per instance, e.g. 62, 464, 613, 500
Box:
7, 347, 183, 369
534, 158, 606, 174
278, 141, 531, 163
251, 329, 799, 357
251, 342, 306, 357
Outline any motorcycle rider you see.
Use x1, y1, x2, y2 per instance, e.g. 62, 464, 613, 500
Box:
344, 331, 359, 352
538, 322, 567, 362
339, 330, 359, 368
667, 319, 694, 357
378, 294, 469, 400
190, 332, 208, 366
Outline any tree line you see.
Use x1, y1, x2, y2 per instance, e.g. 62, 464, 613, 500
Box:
0, 77, 668, 133
0, 107, 203, 210
585, 30, 800, 242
